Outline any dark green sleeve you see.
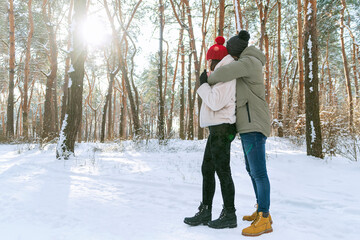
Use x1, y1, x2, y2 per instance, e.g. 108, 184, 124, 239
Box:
208, 58, 250, 85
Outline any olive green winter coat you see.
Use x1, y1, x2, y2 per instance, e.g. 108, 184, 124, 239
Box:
207, 46, 271, 137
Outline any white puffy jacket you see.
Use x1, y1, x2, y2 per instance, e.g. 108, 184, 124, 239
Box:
197, 54, 236, 128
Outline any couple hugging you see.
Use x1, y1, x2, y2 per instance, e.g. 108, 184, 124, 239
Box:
184, 30, 272, 237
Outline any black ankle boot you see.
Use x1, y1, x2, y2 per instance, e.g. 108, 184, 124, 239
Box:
184, 202, 212, 226
208, 207, 237, 229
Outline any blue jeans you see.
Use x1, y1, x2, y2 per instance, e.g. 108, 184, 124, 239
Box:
240, 132, 270, 213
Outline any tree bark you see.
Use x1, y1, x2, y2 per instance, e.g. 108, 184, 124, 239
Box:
297, 0, 305, 115
6, 0, 15, 138
22, 0, 34, 139
157, 0, 165, 141
182, 0, 203, 140
233, 0, 243, 32
352, 41, 359, 104
101, 67, 118, 143
107, 0, 142, 138
56, 0, 87, 159
340, 0, 353, 130
42, 0, 59, 141
256, 0, 277, 104
179, 5, 186, 140
304, 0, 322, 158
187, 54, 194, 140
276, 0, 283, 137
60, 0, 74, 125
167, 27, 183, 137
284, 63, 298, 135
325, 37, 334, 106
345, 17, 359, 104
119, 76, 127, 139
218, 0, 225, 36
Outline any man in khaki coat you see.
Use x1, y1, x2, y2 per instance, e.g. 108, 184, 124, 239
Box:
207, 30, 273, 237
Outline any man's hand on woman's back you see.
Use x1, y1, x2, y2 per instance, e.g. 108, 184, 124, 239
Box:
200, 69, 208, 86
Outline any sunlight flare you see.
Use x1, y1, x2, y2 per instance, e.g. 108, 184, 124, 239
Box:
81, 16, 110, 47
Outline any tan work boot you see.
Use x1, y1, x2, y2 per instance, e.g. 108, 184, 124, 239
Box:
242, 205, 273, 224
242, 209, 257, 222
242, 212, 273, 237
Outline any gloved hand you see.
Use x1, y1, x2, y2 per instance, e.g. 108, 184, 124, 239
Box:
199, 69, 208, 86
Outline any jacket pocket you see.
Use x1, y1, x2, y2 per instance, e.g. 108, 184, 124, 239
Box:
246, 102, 251, 123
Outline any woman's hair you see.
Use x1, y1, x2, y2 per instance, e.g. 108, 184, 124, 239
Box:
209, 59, 221, 71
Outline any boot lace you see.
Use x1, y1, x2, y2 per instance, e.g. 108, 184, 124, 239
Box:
195, 203, 206, 216
251, 213, 261, 226
219, 209, 226, 220
195, 209, 203, 216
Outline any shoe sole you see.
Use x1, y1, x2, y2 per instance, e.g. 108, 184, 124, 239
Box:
208, 223, 237, 229
242, 227, 273, 237
184, 220, 210, 226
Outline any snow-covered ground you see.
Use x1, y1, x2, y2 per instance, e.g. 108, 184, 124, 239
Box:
0, 138, 359, 240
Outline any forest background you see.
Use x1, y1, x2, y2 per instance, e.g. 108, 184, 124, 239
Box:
0, 0, 360, 160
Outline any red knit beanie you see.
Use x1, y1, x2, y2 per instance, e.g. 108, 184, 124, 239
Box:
206, 36, 228, 61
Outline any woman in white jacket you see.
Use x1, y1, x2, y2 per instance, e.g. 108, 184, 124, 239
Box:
184, 36, 237, 229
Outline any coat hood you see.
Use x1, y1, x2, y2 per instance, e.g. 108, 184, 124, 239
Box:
240, 46, 266, 66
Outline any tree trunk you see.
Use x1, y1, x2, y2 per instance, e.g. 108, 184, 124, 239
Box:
325, 37, 334, 106
304, 0, 322, 158
256, 0, 266, 51
6, 0, 15, 138
163, 40, 169, 124
119, 76, 127, 139
284, 63, 298, 135
182, 0, 203, 140
352, 41, 359, 104
187, 54, 194, 140
345, 17, 359, 104
22, 0, 34, 139
276, 0, 283, 137
167, 27, 183, 137
218, 0, 225, 36
256, 0, 277, 104
179, 10, 186, 140
16, 103, 22, 137
340, 0, 353, 130
60, 0, 74, 125
56, 0, 87, 159
107, 78, 113, 140
101, 70, 117, 143
264, 34, 270, 104
297, 0, 305, 115
112, 88, 117, 138
157, 0, 165, 141
104, 0, 142, 138
85, 108, 88, 141
120, 58, 141, 137
233, 0, 243, 32
42, 0, 59, 141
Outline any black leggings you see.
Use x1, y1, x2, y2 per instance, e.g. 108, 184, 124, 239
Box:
202, 123, 236, 209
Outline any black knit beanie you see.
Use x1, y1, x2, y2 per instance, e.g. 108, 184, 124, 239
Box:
226, 30, 250, 57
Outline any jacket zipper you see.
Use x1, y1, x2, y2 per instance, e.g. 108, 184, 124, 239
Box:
246, 102, 251, 123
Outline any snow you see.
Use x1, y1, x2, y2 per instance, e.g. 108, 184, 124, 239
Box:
308, 37, 313, 83
68, 65, 75, 74
310, 121, 316, 143
0, 138, 359, 240
56, 114, 68, 159
307, 2, 312, 21
308, 37, 312, 59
